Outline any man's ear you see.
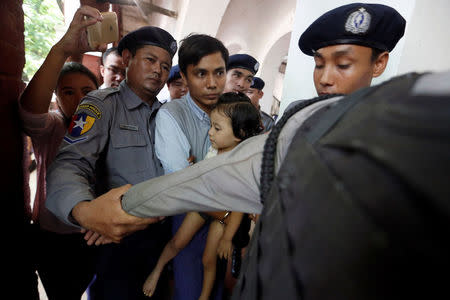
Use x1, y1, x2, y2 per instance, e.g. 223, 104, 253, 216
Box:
121, 49, 132, 67
99, 65, 105, 77
180, 70, 187, 82
372, 51, 389, 78
258, 90, 264, 99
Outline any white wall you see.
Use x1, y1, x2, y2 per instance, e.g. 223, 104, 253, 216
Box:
397, 0, 450, 74
279, 0, 419, 117
258, 32, 291, 113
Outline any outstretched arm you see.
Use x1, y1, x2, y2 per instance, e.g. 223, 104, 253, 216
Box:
20, 5, 103, 114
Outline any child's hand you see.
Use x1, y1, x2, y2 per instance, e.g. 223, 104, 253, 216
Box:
249, 213, 260, 222
187, 155, 196, 165
217, 238, 233, 260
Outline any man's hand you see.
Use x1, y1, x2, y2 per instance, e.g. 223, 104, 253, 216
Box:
81, 229, 114, 246
72, 184, 161, 243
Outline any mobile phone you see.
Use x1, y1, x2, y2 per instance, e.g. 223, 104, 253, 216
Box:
85, 12, 119, 49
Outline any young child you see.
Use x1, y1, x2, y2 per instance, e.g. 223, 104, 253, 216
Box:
142, 92, 262, 299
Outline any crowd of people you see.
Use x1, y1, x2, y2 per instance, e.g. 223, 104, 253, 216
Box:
19, 2, 450, 300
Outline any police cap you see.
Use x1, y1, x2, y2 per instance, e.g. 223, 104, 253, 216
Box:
250, 77, 265, 90
227, 54, 259, 74
118, 26, 177, 58
298, 3, 406, 56
167, 65, 181, 83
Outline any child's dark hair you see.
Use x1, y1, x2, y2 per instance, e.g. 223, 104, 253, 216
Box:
57, 62, 99, 89
178, 34, 229, 77
213, 92, 263, 141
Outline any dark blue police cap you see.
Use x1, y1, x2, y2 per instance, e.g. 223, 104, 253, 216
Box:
298, 3, 406, 56
167, 65, 181, 83
250, 77, 265, 90
118, 26, 177, 58
227, 54, 259, 74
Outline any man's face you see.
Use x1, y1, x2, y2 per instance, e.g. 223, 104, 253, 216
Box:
224, 68, 254, 93
245, 88, 263, 109
56, 72, 97, 118
313, 44, 377, 95
168, 78, 188, 100
122, 45, 171, 102
100, 53, 126, 88
182, 51, 226, 113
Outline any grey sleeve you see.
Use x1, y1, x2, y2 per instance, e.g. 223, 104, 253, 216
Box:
122, 97, 344, 218
122, 134, 268, 217
46, 96, 111, 226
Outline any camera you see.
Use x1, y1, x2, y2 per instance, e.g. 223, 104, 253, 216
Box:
85, 12, 119, 49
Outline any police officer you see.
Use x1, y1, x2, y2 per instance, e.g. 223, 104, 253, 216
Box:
245, 77, 275, 132
164, 64, 188, 102
46, 26, 177, 299
66, 3, 406, 242
224, 54, 259, 93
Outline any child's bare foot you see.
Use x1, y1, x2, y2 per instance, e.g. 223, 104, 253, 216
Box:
142, 270, 161, 297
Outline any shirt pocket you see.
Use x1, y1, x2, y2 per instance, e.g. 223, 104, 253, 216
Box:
110, 130, 149, 172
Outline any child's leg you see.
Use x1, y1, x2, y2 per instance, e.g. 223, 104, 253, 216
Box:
199, 221, 225, 300
143, 212, 205, 297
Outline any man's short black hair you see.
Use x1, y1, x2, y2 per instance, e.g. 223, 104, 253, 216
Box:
102, 47, 120, 65
178, 34, 229, 77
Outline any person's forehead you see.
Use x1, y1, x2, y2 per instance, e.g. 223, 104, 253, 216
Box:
228, 67, 254, 77
58, 73, 96, 89
169, 78, 185, 85
136, 45, 172, 62
315, 44, 372, 57
211, 109, 229, 122
105, 52, 122, 63
190, 52, 226, 70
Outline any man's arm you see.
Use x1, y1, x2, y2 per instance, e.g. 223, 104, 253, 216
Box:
45, 96, 111, 226
20, 6, 103, 114
121, 98, 344, 217
122, 134, 267, 217
71, 185, 161, 243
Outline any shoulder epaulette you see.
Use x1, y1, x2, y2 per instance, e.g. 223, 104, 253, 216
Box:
87, 87, 120, 102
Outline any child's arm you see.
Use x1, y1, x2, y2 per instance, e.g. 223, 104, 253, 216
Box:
217, 212, 244, 260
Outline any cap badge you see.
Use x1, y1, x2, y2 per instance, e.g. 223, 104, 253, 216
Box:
345, 7, 371, 34
254, 62, 260, 72
170, 41, 177, 54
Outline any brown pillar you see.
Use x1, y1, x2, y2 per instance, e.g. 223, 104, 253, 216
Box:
0, 0, 39, 298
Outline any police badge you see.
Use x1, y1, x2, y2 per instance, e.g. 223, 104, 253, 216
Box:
254, 62, 260, 73
345, 7, 371, 34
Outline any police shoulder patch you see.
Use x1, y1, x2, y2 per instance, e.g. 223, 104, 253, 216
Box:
78, 103, 102, 119
67, 112, 96, 138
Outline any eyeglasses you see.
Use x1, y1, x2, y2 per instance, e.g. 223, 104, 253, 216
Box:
106, 66, 125, 77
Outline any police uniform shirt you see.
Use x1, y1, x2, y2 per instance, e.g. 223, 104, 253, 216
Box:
46, 80, 163, 225
122, 96, 344, 217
